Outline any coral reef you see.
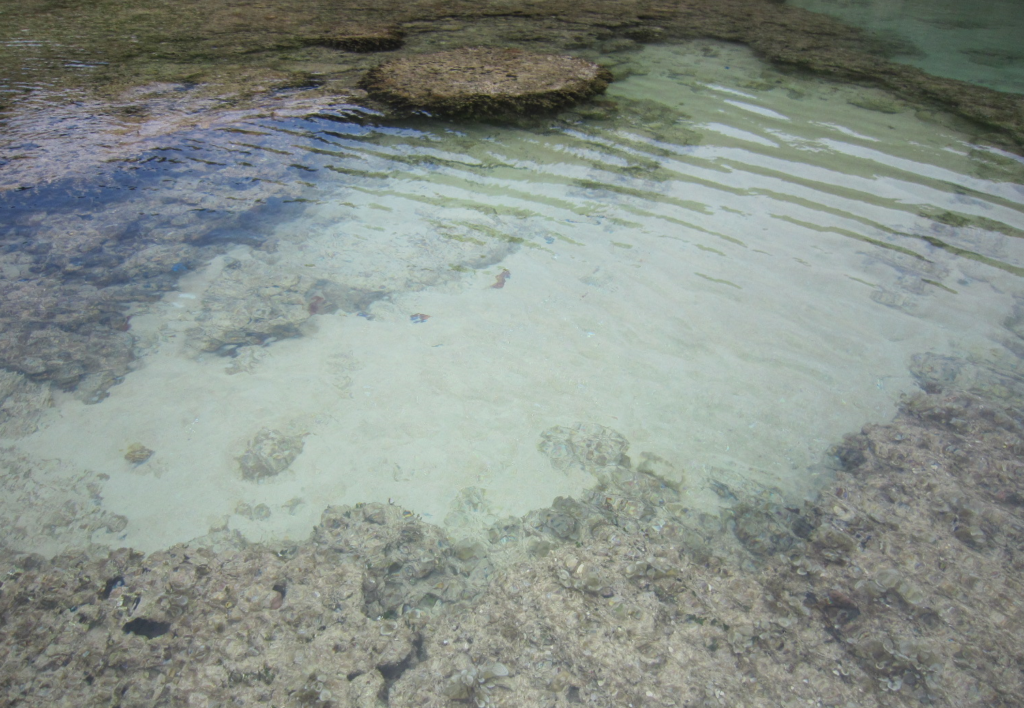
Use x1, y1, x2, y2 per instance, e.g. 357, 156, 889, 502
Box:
0, 0, 1020, 153
4, 365, 1024, 706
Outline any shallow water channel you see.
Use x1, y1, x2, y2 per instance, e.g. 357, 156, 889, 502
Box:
1, 37, 1023, 557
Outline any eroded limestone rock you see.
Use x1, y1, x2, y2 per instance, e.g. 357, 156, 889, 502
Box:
360, 48, 614, 118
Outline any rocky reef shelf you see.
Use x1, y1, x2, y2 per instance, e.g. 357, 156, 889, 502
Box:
3, 359, 1024, 706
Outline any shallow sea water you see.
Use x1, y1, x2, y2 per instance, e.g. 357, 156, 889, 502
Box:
788, 0, 1024, 94
1, 39, 1024, 557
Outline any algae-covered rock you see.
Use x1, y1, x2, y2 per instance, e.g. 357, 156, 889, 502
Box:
238, 428, 304, 481
359, 48, 613, 118
123, 443, 154, 464
315, 24, 404, 52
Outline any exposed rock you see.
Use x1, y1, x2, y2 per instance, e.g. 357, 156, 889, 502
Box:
359, 48, 614, 118
1, 0, 1022, 153
315, 24, 405, 52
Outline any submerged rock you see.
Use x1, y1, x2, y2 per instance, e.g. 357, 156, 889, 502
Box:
910, 351, 1024, 401
123, 443, 154, 464
359, 48, 614, 118
187, 256, 388, 356
0, 370, 51, 438
538, 422, 630, 476
238, 428, 305, 481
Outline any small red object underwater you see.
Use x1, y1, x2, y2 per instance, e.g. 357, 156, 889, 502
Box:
491, 269, 511, 288
308, 295, 327, 314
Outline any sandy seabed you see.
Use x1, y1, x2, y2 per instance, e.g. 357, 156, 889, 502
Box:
1, 43, 1022, 559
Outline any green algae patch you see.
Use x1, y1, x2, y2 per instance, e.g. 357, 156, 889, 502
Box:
695, 272, 741, 289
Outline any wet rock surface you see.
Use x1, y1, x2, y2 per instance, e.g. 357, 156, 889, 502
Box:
0, 5, 1022, 705
359, 48, 614, 118
0, 0, 1019, 153
315, 24, 405, 53
4, 367, 1024, 706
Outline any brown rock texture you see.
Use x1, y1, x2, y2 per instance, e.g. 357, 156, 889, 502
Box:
4, 367, 1024, 706
359, 48, 614, 118
316, 24, 404, 52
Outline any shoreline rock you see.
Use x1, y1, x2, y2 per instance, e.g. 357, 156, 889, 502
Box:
3, 371, 1024, 705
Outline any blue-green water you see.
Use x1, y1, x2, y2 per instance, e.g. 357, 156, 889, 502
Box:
787, 0, 1024, 94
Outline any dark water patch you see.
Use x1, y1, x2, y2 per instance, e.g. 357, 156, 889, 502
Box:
192, 196, 309, 247
0, 122, 345, 396
122, 617, 171, 639
99, 575, 125, 600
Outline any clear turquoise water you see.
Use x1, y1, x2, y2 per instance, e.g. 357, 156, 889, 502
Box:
0, 28, 1023, 556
